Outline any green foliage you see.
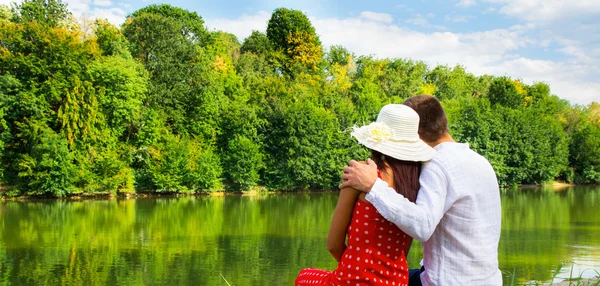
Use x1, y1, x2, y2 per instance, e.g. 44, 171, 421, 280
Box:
380, 59, 427, 101
1, 2, 599, 197
570, 123, 600, 184
122, 4, 226, 142
350, 57, 388, 122
92, 19, 132, 58
12, 0, 70, 28
0, 110, 6, 183
241, 30, 273, 55
0, 5, 10, 21
142, 134, 222, 193
488, 77, 523, 108
266, 8, 323, 75
427, 65, 478, 100
263, 98, 345, 190
326, 45, 353, 66
88, 55, 148, 139
266, 8, 320, 53
447, 98, 570, 186
14, 120, 76, 196
75, 141, 135, 194
222, 135, 264, 190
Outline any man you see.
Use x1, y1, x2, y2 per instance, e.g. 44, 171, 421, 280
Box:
339, 95, 502, 285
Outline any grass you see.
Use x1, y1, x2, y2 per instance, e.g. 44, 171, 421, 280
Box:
506, 263, 600, 286
220, 273, 233, 286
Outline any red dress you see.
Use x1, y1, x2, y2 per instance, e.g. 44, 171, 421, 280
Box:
296, 197, 413, 286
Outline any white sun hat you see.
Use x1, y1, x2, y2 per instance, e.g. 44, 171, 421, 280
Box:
351, 104, 436, 162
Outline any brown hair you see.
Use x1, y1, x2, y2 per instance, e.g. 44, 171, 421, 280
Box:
402, 95, 448, 143
371, 150, 421, 203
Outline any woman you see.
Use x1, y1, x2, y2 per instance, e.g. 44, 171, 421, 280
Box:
296, 104, 436, 286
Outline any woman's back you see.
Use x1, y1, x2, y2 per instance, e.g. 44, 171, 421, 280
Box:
337, 199, 412, 284
296, 167, 413, 286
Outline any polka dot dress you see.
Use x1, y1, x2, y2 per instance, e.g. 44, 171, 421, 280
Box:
296, 200, 412, 286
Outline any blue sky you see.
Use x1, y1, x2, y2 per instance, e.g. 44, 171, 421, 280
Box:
2, 0, 597, 104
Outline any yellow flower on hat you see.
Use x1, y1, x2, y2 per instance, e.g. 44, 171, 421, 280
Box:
367, 122, 391, 143
353, 122, 392, 144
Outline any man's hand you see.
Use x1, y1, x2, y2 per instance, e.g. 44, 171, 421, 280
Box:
339, 158, 378, 192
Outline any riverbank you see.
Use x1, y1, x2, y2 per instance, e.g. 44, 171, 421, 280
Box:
3, 181, 596, 200
0, 188, 342, 201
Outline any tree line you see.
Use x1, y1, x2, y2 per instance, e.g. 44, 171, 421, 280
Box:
0, 1, 598, 197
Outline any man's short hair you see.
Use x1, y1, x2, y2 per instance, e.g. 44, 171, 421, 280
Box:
402, 95, 448, 143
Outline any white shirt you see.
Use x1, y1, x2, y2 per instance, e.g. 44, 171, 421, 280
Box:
365, 142, 502, 286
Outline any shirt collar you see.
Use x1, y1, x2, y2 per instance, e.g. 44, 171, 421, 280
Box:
433, 142, 470, 152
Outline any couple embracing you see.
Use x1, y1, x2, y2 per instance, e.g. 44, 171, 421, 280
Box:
296, 95, 502, 286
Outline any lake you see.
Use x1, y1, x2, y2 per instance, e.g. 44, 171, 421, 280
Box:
1, 186, 599, 285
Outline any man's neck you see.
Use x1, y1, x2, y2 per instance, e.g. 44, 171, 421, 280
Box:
427, 132, 455, 148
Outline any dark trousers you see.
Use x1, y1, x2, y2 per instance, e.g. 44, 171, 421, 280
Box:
408, 266, 425, 286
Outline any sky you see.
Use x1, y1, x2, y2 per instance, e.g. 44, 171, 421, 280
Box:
2, 0, 599, 105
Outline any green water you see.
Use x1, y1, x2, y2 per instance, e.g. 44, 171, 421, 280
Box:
0, 186, 599, 285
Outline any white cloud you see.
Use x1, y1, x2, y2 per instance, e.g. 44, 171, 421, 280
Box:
405, 13, 446, 30
492, 0, 600, 22
444, 14, 473, 23
206, 11, 597, 104
90, 7, 126, 25
457, 0, 476, 7
405, 14, 429, 26
205, 11, 270, 40
359, 11, 393, 24
61, 0, 127, 26
488, 0, 600, 103
482, 7, 497, 14
94, 0, 112, 7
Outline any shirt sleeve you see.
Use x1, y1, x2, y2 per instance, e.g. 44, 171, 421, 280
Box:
365, 160, 449, 242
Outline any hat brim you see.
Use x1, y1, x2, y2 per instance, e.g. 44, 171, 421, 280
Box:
355, 137, 436, 162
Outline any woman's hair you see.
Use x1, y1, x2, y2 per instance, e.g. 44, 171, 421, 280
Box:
370, 149, 421, 203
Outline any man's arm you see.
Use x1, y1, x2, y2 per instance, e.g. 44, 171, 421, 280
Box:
365, 161, 449, 242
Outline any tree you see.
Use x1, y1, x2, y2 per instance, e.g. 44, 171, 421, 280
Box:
570, 122, 600, 183
266, 8, 320, 53
0, 5, 10, 20
380, 59, 427, 101
487, 77, 523, 108
326, 45, 353, 66
263, 97, 343, 190
241, 30, 273, 55
11, 0, 69, 28
350, 57, 388, 123
2, 1, 598, 197
285, 31, 323, 72
93, 19, 131, 58
122, 4, 223, 140
266, 8, 322, 75
426, 65, 477, 100
14, 119, 77, 196
88, 56, 148, 140
222, 135, 264, 190
588, 102, 600, 128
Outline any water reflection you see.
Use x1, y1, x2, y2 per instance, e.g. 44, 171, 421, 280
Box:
0, 186, 598, 285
